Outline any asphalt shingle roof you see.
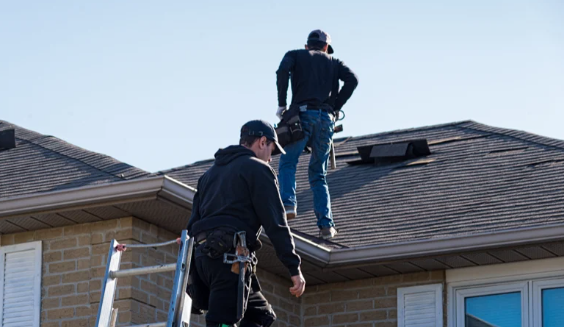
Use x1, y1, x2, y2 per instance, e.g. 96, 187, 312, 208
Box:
0, 120, 150, 198
160, 120, 564, 248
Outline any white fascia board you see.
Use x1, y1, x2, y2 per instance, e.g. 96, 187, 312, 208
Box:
0, 175, 196, 217
159, 175, 197, 207
288, 223, 564, 267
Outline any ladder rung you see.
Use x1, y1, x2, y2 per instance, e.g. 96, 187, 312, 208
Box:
110, 263, 176, 278
127, 323, 166, 327
123, 239, 178, 249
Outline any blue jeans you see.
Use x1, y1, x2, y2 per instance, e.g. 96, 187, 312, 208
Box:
278, 109, 335, 228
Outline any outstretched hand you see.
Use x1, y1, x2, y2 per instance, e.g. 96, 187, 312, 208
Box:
289, 272, 306, 297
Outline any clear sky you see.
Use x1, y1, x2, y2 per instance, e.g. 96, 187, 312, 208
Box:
1, 0, 563, 173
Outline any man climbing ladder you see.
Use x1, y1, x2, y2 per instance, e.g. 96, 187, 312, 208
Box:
187, 120, 306, 327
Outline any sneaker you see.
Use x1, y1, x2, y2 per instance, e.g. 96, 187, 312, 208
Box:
320, 226, 338, 240
285, 206, 297, 220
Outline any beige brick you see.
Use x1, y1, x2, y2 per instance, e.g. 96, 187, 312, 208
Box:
42, 297, 60, 309
91, 219, 119, 232
77, 282, 89, 293
132, 219, 151, 232
75, 306, 92, 317
304, 306, 317, 316
92, 243, 111, 256
90, 291, 101, 303
61, 318, 89, 327
42, 323, 60, 327
1, 234, 14, 245
332, 289, 359, 302
333, 313, 358, 324
90, 266, 107, 278
47, 307, 74, 319
305, 316, 329, 327
91, 233, 104, 244
402, 272, 429, 283
360, 310, 387, 321
141, 280, 158, 294
374, 275, 402, 285
14, 231, 35, 243
118, 310, 132, 323
388, 309, 397, 319
49, 284, 75, 297
63, 225, 91, 236
319, 303, 345, 315
304, 292, 331, 305
50, 261, 76, 273
62, 294, 89, 306
374, 322, 395, 327
318, 278, 374, 291
120, 217, 134, 229
37, 227, 64, 240
348, 323, 374, 327
289, 314, 301, 326
50, 238, 78, 250
90, 279, 102, 292
43, 275, 62, 286
374, 298, 397, 309
77, 258, 90, 270
44, 251, 63, 263
358, 287, 386, 299
346, 300, 373, 312
430, 270, 445, 281
115, 229, 134, 240
90, 255, 103, 267
78, 235, 91, 246
386, 287, 397, 296
64, 247, 90, 260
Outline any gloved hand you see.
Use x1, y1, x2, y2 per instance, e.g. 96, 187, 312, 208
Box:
276, 106, 287, 120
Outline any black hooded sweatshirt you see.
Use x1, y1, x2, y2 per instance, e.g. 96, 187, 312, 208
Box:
187, 145, 301, 277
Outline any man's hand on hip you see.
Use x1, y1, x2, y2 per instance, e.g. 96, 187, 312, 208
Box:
289, 272, 306, 297
276, 106, 287, 120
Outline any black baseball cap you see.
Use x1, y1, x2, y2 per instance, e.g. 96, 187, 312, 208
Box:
307, 29, 334, 54
241, 120, 286, 155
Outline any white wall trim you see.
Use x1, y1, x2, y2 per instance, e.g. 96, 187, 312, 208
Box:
446, 256, 564, 285
531, 278, 564, 327
0, 241, 42, 327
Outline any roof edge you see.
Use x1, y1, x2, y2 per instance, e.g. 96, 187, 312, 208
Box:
0, 176, 196, 218
284, 224, 564, 267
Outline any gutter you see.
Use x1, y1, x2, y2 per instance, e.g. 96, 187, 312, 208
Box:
0, 175, 195, 218
263, 224, 564, 268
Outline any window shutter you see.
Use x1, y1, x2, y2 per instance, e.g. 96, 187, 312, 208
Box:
398, 283, 443, 327
0, 241, 42, 327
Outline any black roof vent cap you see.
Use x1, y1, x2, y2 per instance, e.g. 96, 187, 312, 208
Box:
0, 129, 16, 151
353, 139, 430, 164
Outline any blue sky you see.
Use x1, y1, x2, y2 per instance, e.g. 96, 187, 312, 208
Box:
1, 0, 563, 172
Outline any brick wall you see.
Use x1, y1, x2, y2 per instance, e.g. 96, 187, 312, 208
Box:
301, 271, 445, 327
0, 219, 446, 327
0, 217, 202, 327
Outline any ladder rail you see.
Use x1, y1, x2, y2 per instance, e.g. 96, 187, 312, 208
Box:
95, 230, 193, 327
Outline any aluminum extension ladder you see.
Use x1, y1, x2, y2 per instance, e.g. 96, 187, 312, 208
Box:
95, 230, 194, 327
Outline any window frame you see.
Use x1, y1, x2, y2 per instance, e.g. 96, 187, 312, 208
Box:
447, 257, 564, 327
0, 241, 43, 327
531, 278, 564, 327
454, 281, 529, 327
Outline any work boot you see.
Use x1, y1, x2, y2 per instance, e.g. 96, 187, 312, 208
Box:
285, 206, 297, 220
320, 227, 337, 240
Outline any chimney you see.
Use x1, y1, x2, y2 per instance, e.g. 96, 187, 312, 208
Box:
0, 129, 16, 151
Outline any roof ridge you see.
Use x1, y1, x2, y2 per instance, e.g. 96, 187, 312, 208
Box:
457, 121, 564, 152
333, 119, 473, 143
1, 119, 149, 180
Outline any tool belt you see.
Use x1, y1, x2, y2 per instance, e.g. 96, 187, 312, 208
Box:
276, 105, 305, 148
195, 230, 235, 259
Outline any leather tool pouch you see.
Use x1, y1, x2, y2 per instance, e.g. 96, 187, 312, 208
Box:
276, 106, 305, 148
201, 230, 233, 259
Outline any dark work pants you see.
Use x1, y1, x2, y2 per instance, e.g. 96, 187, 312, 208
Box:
192, 246, 276, 327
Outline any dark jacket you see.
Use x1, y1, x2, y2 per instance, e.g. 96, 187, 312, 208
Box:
187, 145, 301, 276
276, 49, 358, 111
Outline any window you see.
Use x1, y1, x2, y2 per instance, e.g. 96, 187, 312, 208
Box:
448, 257, 564, 327
0, 241, 42, 327
397, 284, 443, 327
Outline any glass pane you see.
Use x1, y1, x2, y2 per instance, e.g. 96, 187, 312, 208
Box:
465, 292, 521, 327
543, 287, 564, 327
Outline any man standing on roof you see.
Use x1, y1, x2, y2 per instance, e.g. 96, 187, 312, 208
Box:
276, 29, 358, 239
187, 120, 306, 327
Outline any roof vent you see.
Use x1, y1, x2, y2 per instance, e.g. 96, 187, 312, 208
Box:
0, 129, 16, 151
349, 139, 430, 165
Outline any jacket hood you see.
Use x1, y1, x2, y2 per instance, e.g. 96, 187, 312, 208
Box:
214, 145, 255, 166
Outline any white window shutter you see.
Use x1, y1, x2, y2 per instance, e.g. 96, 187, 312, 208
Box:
398, 283, 443, 327
0, 241, 42, 327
